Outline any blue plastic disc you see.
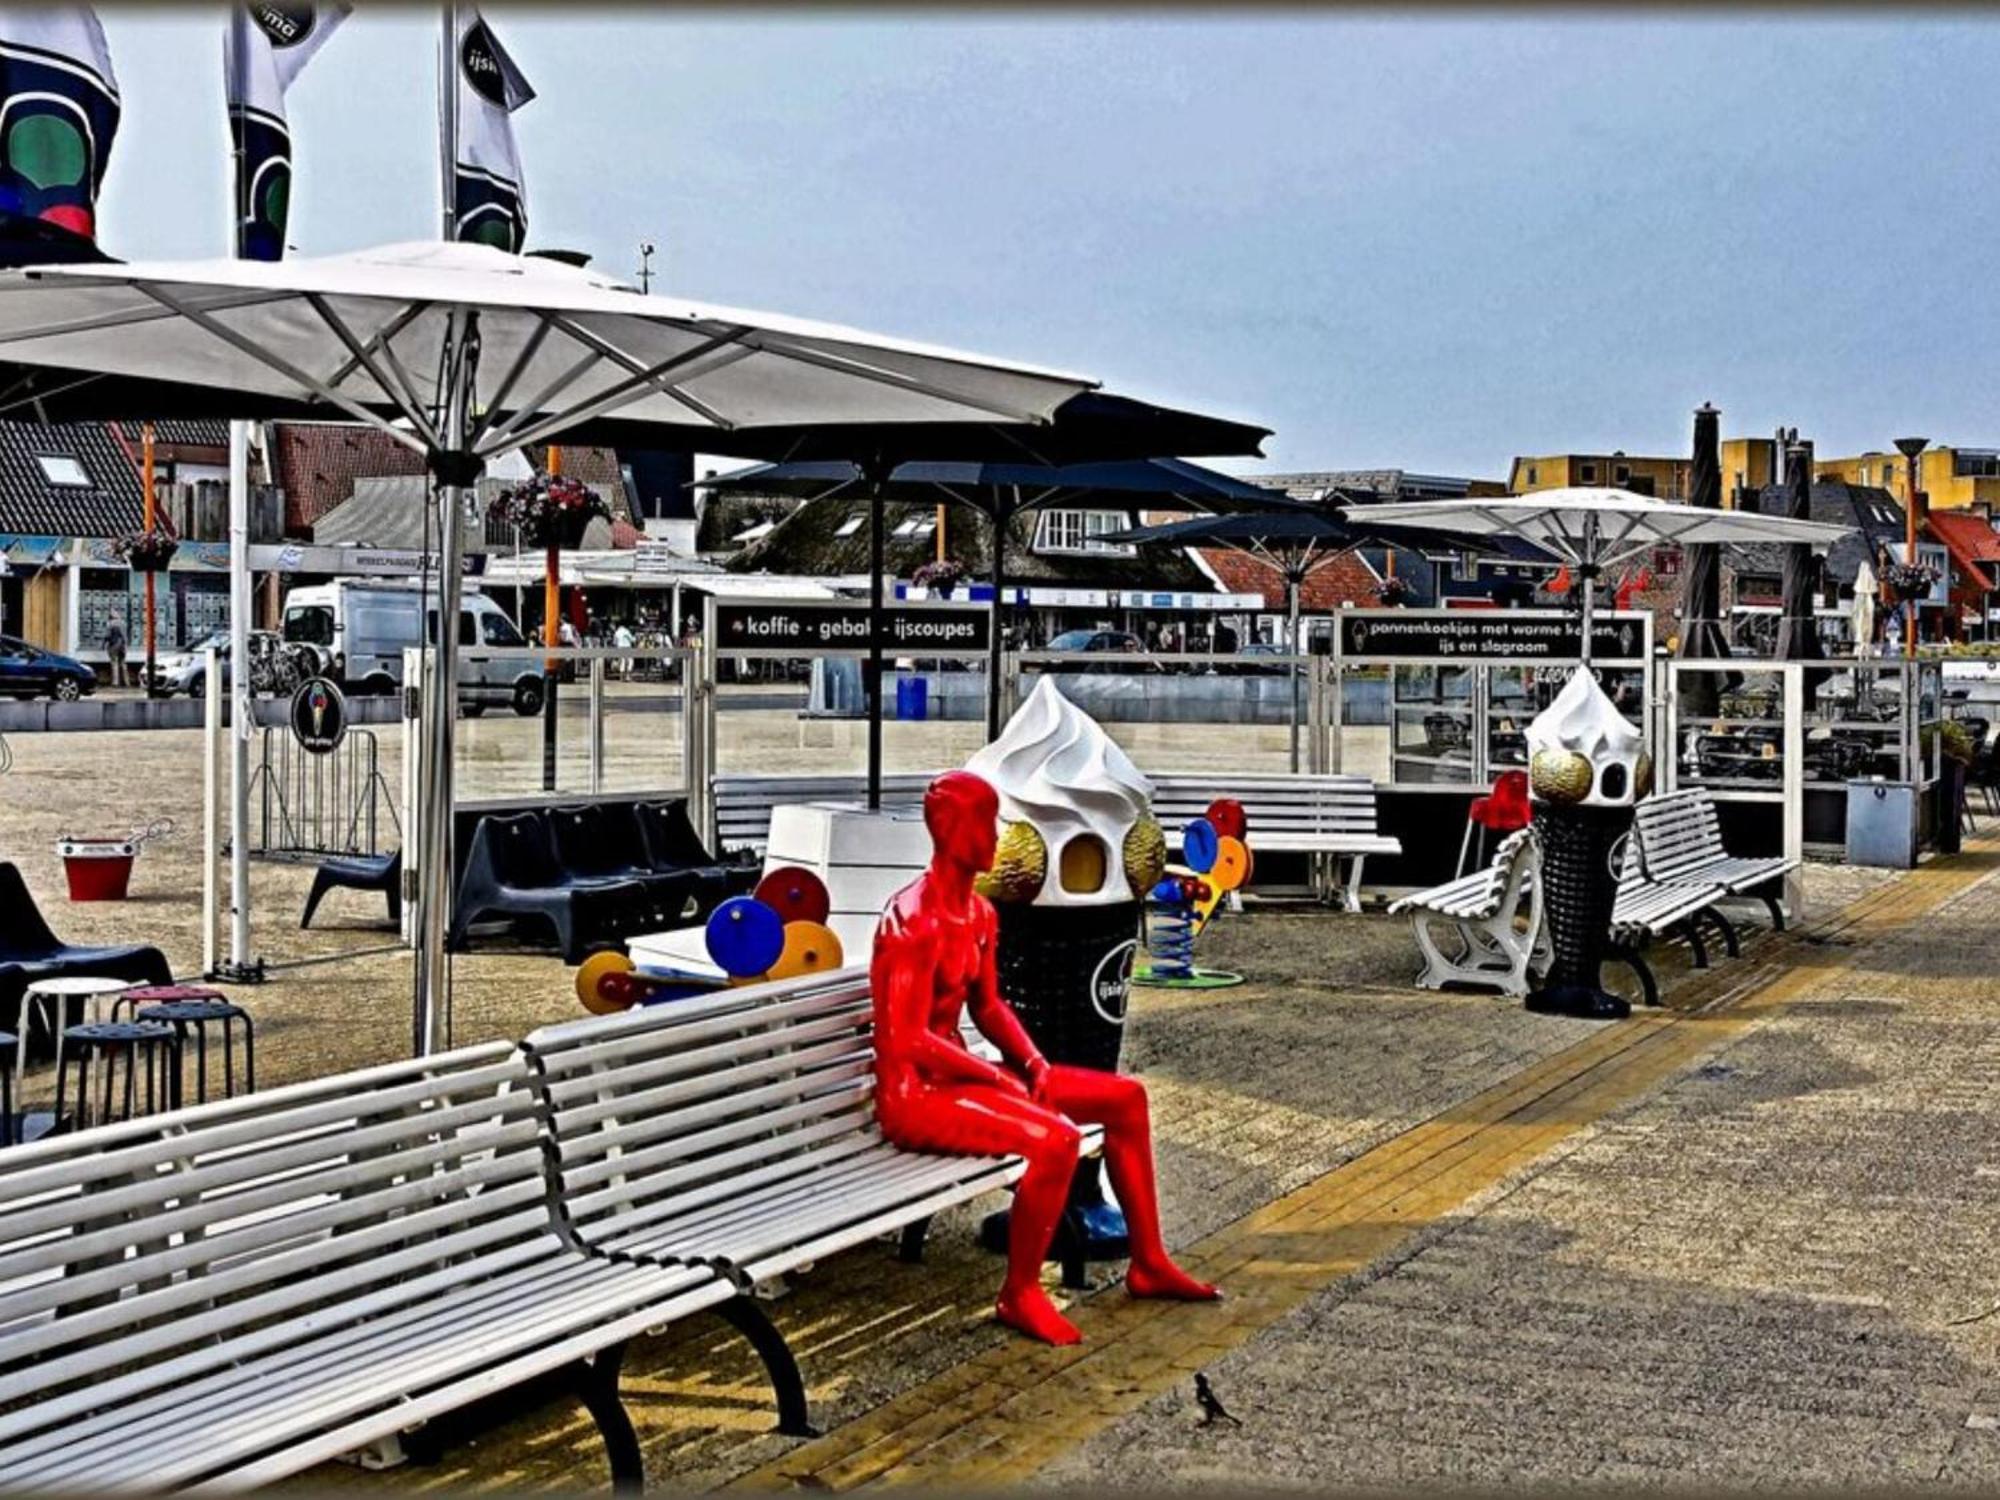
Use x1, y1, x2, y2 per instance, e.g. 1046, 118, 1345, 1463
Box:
705, 896, 786, 978
1182, 817, 1220, 874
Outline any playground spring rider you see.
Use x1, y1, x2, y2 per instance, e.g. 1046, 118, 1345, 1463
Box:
1138, 799, 1253, 989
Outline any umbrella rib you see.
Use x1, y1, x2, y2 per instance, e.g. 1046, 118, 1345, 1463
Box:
133, 284, 426, 453
541, 315, 742, 427
0, 289, 299, 349
746, 332, 1064, 426
469, 347, 601, 450
474, 325, 755, 455
303, 294, 439, 447
475, 314, 554, 426
325, 300, 428, 391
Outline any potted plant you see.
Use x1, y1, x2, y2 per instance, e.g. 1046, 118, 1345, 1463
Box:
1935, 718, 1978, 855
1882, 559, 1940, 604
487, 474, 609, 550
913, 558, 967, 599
112, 528, 178, 572
1374, 575, 1413, 607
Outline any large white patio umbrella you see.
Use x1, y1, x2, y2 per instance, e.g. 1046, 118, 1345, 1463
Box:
0, 238, 1190, 1055
1352, 488, 1857, 663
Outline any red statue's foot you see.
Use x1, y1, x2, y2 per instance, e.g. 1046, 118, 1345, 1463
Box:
997, 1285, 1083, 1345
1126, 1259, 1221, 1302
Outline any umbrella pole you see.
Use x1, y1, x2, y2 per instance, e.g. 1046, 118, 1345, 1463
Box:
1579, 514, 1599, 670
867, 469, 886, 810
987, 494, 1009, 741
1288, 570, 1302, 773
414, 308, 480, 1057
227, 422, 252, 972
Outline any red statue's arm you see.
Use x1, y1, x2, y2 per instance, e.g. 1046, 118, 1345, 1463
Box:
966, 901, 1051, 1094
874, 906, 1024, 1092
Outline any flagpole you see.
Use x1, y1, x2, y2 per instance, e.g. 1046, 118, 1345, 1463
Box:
224, 24, 254, 980
439, 1, 457, 241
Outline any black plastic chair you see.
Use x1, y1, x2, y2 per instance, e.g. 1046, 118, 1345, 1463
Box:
301, 850, 401, 931
635, 798, 760, 918
0, 862, 171, 1049
448, 811, 645, 962
0, 1031, 13, 1147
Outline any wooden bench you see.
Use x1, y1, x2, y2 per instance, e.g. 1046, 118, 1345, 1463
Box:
523, 969, 1106, 1419
713, 770, 1402, 911
1632, 788, 1797, 929
0, 1045, 749, 1493
1388, 827, 1545, 997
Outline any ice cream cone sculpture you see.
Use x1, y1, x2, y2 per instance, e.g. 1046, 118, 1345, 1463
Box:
575, 866, 844, 1014
1138, 799, 1252, 988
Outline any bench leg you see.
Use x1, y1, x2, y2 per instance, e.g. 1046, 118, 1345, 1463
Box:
1677, 918, 1710, 970
1609, 944, 1660, 1008
1705, 907, 1741, 958
716, 1295, 818, 1438
898, 1216, 932, 1265
1760, 892, 1786, 932
1343, 856, 1366, 914
570, 1340, 645, 1495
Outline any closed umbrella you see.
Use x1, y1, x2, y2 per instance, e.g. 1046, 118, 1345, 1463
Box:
1852, 555, 1879, 655
0, 237, 1264, 1053
1774, 439, 1826, 706
1677, 402, 1727, 716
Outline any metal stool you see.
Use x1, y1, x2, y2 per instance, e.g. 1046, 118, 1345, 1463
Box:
111, 982, 220, 1022
15, 976, 130, 1108
0, 1031, 13, 1147
55, 1021, 180, 1132
132, 998, 254, 1104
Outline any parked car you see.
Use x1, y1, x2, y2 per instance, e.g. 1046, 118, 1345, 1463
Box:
1047, 629, 1145, 654
1226, 641, 1291, 675
152, 629, 321, 699
0, 636, 96, 700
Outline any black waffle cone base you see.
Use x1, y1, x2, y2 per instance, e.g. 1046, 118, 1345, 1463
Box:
1526, 801, 1633, 1021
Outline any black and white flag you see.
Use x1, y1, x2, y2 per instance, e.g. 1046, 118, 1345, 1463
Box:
0, 6, 118, 245
225, 2, 349, 261
450, 7, 533, 252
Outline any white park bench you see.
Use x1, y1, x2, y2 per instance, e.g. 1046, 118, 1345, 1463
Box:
1631, 787, 1798, 930
1607, 833, 1735, 1008
522, 968, 1107, 1406
0, 1045, 743, 1494
712, 770, 1401, 911
1388, 827, 1545, 997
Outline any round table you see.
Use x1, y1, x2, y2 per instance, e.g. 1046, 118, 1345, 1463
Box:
16, 976, 134, 1105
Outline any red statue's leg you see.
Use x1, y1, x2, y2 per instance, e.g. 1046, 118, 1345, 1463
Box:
881, 1084, 1086, 1344
1041, 1064, 1220, 1302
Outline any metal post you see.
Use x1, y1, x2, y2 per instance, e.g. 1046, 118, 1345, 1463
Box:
228, 422, 252, 970
542, 445, 561, 792
141, 422, 157, 694
1287, 572, 1302, 773
588, 655, 605, 794
412, 308, 478, 1057
438, 1, 459, 241
867, 480, 885, 809
1781, 661, 1805, 917
1578, 513, 1599, 669
400, 645, 422, 945
202, 645, 220, 978
987, 492, 1011, 741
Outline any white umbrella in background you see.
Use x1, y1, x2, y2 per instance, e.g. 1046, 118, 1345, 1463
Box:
0, 238, 1199, 1054
1354, 488, 1857, 663
1852, 555, 1879, 657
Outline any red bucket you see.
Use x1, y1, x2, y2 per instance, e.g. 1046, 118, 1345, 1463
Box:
57, 836, 138, 901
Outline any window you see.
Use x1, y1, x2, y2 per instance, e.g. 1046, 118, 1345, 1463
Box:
35, 455, 89, 487
284, 605, 335, 648
1526, 465, 1538, 485
1614, 465, 1631, 486
890, 515, 935, 540
425, 609, 477, 647
481, 613, 525, 647
833, 513, 865, 538
1579, 463, 1598, 483
1033, 509, 1134, 556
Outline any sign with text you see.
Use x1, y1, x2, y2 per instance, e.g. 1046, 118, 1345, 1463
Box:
714, 599, 991, 655
1339, 609, 1649, 662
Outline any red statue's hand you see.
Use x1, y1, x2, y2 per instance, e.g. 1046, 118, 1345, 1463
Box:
1023, 1054, 1054, 1105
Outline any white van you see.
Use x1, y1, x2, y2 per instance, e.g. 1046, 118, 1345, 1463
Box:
281, 580, 546, 716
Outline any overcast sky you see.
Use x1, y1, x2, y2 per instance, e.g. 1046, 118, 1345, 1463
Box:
87, 8, 2000, 478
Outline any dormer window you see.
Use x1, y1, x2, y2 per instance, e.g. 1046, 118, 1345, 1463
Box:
1033, 509, 1134, 556
35, 455, 89, 487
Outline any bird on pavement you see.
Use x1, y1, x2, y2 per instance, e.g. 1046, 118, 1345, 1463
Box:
1194, 1372, 1242, 1427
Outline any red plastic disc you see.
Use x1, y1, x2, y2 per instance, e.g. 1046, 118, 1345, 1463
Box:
1206, 798, 1247, 841
755, 866, 832, 927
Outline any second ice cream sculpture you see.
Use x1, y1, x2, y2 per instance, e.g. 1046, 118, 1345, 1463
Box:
1524, 667, 1652, 1020
965, 678, 1167, 1257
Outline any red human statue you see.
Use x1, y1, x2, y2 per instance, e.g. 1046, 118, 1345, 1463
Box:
871, 769, 1220, 1345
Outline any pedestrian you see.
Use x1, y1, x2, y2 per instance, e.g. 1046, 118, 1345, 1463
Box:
613, 620, 635, 679
103, 615, 128, 689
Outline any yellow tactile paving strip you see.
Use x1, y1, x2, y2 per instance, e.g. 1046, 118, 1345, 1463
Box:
732, 841, 2000, 1491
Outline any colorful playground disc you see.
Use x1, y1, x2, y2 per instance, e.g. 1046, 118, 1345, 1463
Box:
1134, 964, 1246, 990
1206, 798, 1247, 841
1182, 817, 1219, 874
1211, 836, 1249, 893
755, 866, 831, 927
576, 950, 635, 1015
705, 895, 787, 978
767, 920, 845, 980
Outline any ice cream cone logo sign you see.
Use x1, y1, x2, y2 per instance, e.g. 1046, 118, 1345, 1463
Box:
1527, 669, 1651, 807
288, 676, 347, 756
966, 679, 1167, 908
1090, 938, 1139, 1025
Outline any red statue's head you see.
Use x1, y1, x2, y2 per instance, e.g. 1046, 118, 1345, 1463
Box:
925, 770, 1000, 876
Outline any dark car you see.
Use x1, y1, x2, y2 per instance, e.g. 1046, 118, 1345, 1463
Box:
0, 635, 97, 700
1047, 629, 1144, 654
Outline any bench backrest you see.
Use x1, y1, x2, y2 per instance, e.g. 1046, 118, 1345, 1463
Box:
711, 770, 1383, 854
549, 802, 652, 879
1633, 790, 1728, 882
0, 1043, 547, 1452
523, 971, 879, 1249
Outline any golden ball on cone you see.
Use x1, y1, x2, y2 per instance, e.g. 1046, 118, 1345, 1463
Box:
1123, 815, 1167, 896
976, 820, 1047, 904
1531, 748, 1593, 804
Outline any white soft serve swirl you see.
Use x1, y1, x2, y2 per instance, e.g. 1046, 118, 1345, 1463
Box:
966, 678, 1154, 907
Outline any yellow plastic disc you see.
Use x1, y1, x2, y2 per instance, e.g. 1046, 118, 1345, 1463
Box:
767, 920, 844, 981
1211, 837, 1250, 893
576, 950, 636, 1015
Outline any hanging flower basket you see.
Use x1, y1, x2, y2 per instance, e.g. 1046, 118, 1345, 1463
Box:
1881, 560, 1939, 604
488, 475, 609, 550
1374, 576, 1413, 607
913, 558, 966, 599
112, 528, 178, 573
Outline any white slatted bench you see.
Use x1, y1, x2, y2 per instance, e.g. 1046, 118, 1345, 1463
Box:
0, 1045, 743, 1494
522, 968, 1105, 1423
1388, 827, 1545, 996
713, 771, 1401, 911
1608, 836, 1734, 1008
1633, 788, 1798, 929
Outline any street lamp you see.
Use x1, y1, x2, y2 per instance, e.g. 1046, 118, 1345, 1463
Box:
1894, 436, 1929, 660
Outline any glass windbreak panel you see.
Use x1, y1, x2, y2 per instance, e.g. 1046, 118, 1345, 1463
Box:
1337, 663, 1390, 783
1488, 665, 1644, 771
1806, 663, 1906, 784
1391, 663, 1473, 784
1676, 666, 1786, 789
1019, 659, 1297, 775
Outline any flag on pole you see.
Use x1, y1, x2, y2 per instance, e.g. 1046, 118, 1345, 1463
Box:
225, 2, 349, 262
450, 7, 533, 252
0, 6, 118, 243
